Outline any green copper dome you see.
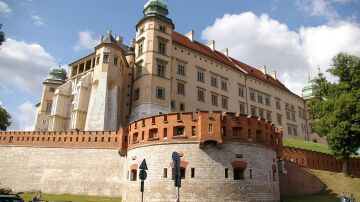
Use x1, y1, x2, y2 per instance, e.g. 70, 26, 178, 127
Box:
44, 67, 67, 85
143, 0, 169, 18
302, 76, 316, 100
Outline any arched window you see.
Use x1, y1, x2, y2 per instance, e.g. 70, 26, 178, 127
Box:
231, 161, 247, 181
130, 164, 138, 181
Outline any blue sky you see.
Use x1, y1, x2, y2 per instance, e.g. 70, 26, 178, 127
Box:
0, 0, 360, 130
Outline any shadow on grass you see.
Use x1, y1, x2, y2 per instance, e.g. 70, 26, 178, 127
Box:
282, 189, 339, 202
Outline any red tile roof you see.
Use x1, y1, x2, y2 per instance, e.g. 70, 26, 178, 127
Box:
172, 31, 292, 94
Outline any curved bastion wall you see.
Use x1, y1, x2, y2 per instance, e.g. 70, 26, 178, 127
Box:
123, 143, 280, 202
0, 111, 283, 201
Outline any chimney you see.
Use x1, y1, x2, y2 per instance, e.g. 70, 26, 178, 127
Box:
130, 39, 136, 49
100, 35, 104, 43
185, 30, 194, 42
269, 71, 277, 80
116, 35, 123, 43
206, 40, 215, 51
221, 48, 229, 56
258, 65, 266, 74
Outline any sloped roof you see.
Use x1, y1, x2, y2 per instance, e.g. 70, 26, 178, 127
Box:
172, 31, 292, 94
101, 32, 131, 54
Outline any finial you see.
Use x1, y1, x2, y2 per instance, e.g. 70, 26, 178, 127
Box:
108, 29, 112, 35
59, 62, 62, 68
308, 73, 310, 81
317, 65, 320, 73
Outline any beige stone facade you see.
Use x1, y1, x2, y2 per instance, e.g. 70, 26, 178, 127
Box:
34, 0, 320, 143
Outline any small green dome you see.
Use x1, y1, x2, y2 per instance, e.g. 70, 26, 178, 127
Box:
144, 0, 167, 9
302, 77, 316, 100
143, 0, 169, 17
45, 67, 67, 84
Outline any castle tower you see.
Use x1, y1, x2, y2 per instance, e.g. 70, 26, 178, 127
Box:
302, 75, 316, 100
84, 31, 132, 131
34, 67, 67, 131
130, 0, 175, 121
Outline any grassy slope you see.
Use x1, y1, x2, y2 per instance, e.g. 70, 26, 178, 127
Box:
282, 138, 332, 154
19, 193, 121, 202
283, 169, 360, 202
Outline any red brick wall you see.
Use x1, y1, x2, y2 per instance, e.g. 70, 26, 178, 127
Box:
281, 146, 360, 177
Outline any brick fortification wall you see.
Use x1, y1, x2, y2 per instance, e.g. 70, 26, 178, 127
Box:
0, 111, 283, 201
281, 146, 360, 177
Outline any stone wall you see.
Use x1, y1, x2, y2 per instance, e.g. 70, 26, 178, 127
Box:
0, 146, 125, 196
123, 143, 280, 202
279, 161, 325, 196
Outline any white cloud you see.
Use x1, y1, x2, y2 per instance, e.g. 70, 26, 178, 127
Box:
0, 38, 56, 95
31, 14, 45, 27
8, 101, 36, 131
0, 1, 12, 15
74, 30, 98, 51
201, 12, 360, 95
297, 0, 339, 21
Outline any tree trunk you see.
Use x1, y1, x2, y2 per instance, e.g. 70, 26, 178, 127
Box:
342, 158, 349, 177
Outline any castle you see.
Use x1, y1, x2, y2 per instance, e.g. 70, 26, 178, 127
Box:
32, 0, 326, 143
3, 0, 353, 201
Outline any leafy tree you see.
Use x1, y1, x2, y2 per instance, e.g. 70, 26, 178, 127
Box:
0, 106, 11, 131
306, 53, 360, 176
0, 24, 4, 46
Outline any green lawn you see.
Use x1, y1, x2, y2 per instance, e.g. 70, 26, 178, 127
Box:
283, 169, 360, 202
283, 137, 332, 154
19, 193, 121, 202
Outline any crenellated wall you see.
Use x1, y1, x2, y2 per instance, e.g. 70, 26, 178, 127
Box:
281, 146, 360, 177
0, 131, 120, 149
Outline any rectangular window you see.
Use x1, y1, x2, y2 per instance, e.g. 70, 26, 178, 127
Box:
211, 94, 218, 106
221, 97, 228, 109
156, 87, 165, 100
251, 106, 256, 116
192, 126, 196, 136
239, 103, 246, 114
276, 99, 281, 110
114, 57, 118, 66
291, 112, 296, 121
159, 25, 166, 32
266, 111, 272, 121
197, 89, 205, 102
174, 126, 185, 136
225, 168, 229, 178
138, 43, 143, 55
250, 169, 253, 179
293, 127, 298, 136
171, 100, 176, 109
191, 168, 195, 178
211, 76, 218, 87
277, 114, 282, 125
46, 102, 52, 113
177, 63, 186, 76
208, 124, 213, 133
286, 111, 291, 120
250, 91, 256, 101
49, 87, 55, 92
197, 71, 205, 83
238, 86, 244, 97
179, 102, 185, 111
159, 42, 166, 54
163, 168, 168, 178
157, 65, 166, 77
234, 169, 244, 180
103, 54, 109, 63
265, 96, 271, 106
288, 125, 292, 135
285, 103, 290, 109
177, 82, 185, 95
134, 88, 140, 101
221, 80, 227, 91
259, 108, 264, 119
96, 55, 100, 65
258, 94, 263, 104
